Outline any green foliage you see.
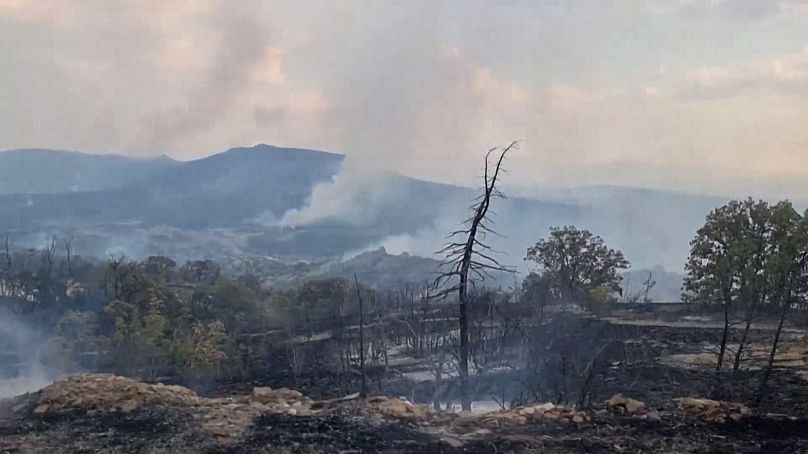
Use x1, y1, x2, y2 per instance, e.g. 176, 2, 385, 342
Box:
525, 226, 629, 306
684, 198, 808, 371
189, 321, 230, 374
764, 203, 808, 310
138, 298, 169, 379
101, 292, 171, 378
684, 199, 770, 306
191, 278, 264, 332
169, 319, 235, 382
684, 198, 808, 311
0, 247, 298, 386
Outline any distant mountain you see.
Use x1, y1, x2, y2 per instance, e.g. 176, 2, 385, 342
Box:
0, 144, 343, 229
0, 145, 577, 263
0, 145, 733, 272
0, 148, 177, 194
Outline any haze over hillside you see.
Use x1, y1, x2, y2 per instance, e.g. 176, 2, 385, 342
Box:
0, 144, 731, 277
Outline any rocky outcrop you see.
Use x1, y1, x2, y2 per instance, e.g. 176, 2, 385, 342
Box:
2, 375, 808, 453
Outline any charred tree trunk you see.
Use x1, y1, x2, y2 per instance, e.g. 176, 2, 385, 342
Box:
433, 142, 517, 412
757, 265, 799, 403
64, 236, 74, 278
757, 297, 788, 403
355, 274, 366, 397
733, 305, 753, 373
457, 273, 470, 410
717, 289, 732, 371
2, 233, 10, 271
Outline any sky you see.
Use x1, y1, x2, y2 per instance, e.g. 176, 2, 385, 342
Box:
2, 0, 808, 196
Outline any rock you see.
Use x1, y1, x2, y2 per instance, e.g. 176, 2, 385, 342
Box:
474, 402, 588, 427
251, 386, 307, 406
531, 402, 556, 413
365, 396, 432, 422
606, 394, 646, 415
479, 412, 528, 426
673, 397, 750, 424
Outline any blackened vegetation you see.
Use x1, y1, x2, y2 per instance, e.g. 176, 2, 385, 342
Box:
0, 406, 195, 452
234, 411, 451, 454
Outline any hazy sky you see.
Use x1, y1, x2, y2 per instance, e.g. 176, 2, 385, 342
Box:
2, 0, 808, 196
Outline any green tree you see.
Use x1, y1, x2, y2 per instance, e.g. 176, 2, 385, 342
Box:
191, 278, 264, 333
181, 320, 231, 380
101, 289, 170, 379
757, 204, 808, 398
525, 226, 629, 307
102, 299, 139, 364
139, 297, 169, 380
685, 199, 778, 370
684, 199, 808, 373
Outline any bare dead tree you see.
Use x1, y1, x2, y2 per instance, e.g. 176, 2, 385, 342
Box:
64, 235, 75, 277
105, 255, 125, 300
641, 271, 655, 303
45, 235, 56, 275
2, 233, 10, 271
355, 273, 367, 397
433, 141, 518, 411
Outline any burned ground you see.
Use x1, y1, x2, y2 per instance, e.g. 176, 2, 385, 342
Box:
3, 375, 808, 453
3, 307, 808, 453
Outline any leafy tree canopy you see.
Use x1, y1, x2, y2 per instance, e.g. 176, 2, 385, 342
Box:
525, 225, 629, 306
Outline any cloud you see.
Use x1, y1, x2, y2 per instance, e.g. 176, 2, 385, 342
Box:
3, 1, 808, 196
646, 0, 785, 19
135, 2, 273, 150
679, 46, 808, 99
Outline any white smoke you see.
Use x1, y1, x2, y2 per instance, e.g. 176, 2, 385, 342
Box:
0, 309, 62, 398
279, 159, 409, 227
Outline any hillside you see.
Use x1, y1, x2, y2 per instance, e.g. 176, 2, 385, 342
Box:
0, 145, 735, 271
0, 144, 343, 229
0, 145, 578, 265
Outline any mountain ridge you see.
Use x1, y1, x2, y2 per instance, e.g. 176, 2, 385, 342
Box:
0, 148, 178, 194
0, 144, 728, 270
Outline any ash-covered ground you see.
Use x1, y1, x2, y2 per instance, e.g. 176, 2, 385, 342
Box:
1, 373, 807, 453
